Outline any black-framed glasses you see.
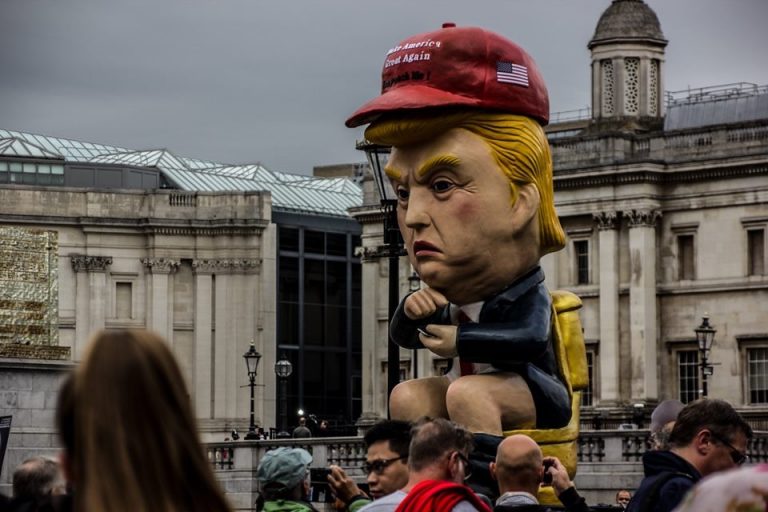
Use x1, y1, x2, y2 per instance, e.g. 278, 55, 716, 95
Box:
710, 431, 748, 466
454, 452, 472, 481
362, 455, 407, 475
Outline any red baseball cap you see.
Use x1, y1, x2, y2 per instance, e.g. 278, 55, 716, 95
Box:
346, 23, 549, 128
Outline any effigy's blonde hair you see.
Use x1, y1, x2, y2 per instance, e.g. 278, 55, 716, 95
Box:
365, 111, 565, 255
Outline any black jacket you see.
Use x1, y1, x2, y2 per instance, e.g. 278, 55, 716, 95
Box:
493, 487, 589, 512
390, 266, 570, 428
626, 451, 700, 512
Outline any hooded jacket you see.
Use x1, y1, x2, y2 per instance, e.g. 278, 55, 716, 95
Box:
262, 499, 319, 512
626, 450, 700, 512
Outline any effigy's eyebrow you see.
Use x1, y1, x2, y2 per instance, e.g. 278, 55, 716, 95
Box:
417, 154, 461, 178
384, 165, 401, 180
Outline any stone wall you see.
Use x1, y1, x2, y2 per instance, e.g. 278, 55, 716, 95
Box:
0, 360, 72, 495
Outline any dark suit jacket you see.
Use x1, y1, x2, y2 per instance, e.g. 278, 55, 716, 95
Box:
390, 266, 571, 428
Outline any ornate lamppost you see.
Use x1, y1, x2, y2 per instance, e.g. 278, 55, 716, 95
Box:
694, 316, 716, 398
356, 140, 406, 406
408, 271, 421, 378
274, 353, 293, 438
242, 342, 262, 440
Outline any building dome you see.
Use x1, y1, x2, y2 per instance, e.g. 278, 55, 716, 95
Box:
589, 0, 667, 48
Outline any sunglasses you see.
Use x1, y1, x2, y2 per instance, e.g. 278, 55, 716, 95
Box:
362, 455, 407, 475
453, 452, 472, 481
710, 431, 748, 466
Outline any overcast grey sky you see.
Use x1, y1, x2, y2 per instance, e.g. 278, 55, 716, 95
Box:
1, 0, 767, 174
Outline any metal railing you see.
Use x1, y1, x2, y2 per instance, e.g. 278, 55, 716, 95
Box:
666, 82, 768, 107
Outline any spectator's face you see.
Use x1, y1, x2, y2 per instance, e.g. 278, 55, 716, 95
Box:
706, 431, 748, 475
616, 490, 631, 508
365, 440, 408, 499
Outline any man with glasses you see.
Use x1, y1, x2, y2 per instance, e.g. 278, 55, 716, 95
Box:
627, 398, 752, 512
328, 420, 412, 511
359, 418, 490, 511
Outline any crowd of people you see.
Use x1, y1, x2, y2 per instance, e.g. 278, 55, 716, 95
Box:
316, 397, 762, 512
0, 328, 765, 512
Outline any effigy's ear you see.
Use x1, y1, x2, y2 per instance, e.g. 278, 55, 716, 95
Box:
509, 182, 540, 233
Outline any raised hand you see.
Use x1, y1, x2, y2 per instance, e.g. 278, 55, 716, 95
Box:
404, 287, 449, 320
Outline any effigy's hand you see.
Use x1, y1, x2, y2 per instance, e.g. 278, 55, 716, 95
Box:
419, 324, 458, 358
403, 288, 449, 320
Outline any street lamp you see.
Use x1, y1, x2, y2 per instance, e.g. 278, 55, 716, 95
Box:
242, 342, 262, 440
275, 353, 293, 438
632, 403, 645, 429
694, 316, 716, 398
357, 140, 406, 407
408, 271, 421, 378
408, 271, 421, 292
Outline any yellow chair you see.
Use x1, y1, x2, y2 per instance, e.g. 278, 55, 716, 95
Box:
502, 290, 588, 506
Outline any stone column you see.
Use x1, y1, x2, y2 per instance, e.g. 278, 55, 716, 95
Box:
594, 212, 620, 403
214, 267, 234, 419
141, 258, 180, 341
70, 255, 112, 360
258, 224, 278, 430
233, 259, 261, 422
357, 243, 389, 423
204, 259, 261, 420
627, 209, 661, 402
192, 260, 215, 419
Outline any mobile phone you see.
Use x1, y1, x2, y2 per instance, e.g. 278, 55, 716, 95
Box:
417, 327, 437, 338
309, 468, 334, 503
542, 460, 554, 486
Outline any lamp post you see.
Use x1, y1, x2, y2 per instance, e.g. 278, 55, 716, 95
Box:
632, 403, 645, 429
357, 140, 406, 408
274, 353, 293, 438
408, 271, 421, 378
694, 316, 716, 398
242, 342, 262, 440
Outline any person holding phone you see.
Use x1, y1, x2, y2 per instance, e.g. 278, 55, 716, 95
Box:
490, 435, 588, 512
327, 420, 412, 511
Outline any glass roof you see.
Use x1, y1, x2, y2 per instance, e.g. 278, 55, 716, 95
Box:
0, 129, 362, 217
0, 137, 64, 160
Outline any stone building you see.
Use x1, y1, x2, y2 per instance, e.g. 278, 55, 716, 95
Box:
354, 0, 768, 426
0, 132, 363, 490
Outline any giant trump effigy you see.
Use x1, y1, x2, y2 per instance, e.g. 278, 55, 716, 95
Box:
347, 23, 588, 504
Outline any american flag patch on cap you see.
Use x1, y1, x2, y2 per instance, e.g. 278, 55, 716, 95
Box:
496, 61, 529, 87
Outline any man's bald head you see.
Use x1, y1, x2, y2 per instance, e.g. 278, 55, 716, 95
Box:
492, 435, 543, 495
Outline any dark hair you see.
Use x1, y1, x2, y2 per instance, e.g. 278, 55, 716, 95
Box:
55, 373, 75, 458
12, 456, 62, 499
364, 420, 412, 458
408, 418, 473, 472
668, 399, 753, 449
58, 329, 232, 512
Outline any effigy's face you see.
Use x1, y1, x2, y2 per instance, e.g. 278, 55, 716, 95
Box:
386, 128, 526, 304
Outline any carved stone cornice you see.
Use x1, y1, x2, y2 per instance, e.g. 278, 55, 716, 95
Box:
593, 211, 619, 231
191, 258, 261, 274
70, 254, 112, 273
141, 257, 181, 274
626, 209, 661, 228
144, 226, 267, 236
554, 164, 768, 190
348, 205, 390, 225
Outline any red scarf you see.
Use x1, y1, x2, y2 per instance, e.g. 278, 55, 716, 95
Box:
395, 479, 491, 512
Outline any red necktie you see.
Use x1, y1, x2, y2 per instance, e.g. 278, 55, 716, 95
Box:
457, 310, 474, 376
